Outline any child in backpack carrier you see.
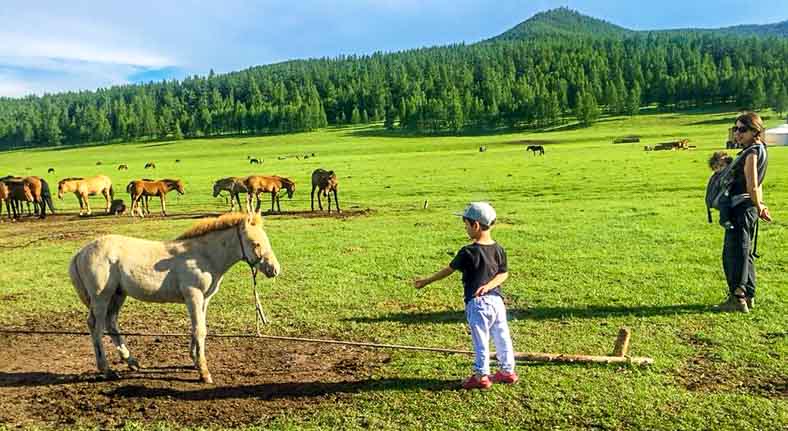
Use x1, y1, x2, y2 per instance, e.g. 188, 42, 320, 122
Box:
709, 151, 734, 229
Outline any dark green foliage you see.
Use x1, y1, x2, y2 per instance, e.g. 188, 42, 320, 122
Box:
1, 8, 788, 148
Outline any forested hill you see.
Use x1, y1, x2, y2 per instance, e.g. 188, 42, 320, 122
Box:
489, 8, 633, 41
2, 8, 788, 150
491, 8, 788, 40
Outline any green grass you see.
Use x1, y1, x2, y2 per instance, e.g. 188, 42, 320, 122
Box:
1, 108, 786, 430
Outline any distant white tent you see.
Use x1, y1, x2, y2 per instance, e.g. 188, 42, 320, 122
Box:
765, 124, 788, 146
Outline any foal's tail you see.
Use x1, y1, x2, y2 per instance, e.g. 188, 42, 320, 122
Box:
69, 251, 91, 308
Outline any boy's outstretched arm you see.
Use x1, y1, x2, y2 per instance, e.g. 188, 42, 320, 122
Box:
474, 271, 509, 297
413, 266, 455, 289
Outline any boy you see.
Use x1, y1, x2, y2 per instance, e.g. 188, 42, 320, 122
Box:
413, 202, 517, 390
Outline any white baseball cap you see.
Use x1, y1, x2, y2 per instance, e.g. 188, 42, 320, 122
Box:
456, 202, 496, 225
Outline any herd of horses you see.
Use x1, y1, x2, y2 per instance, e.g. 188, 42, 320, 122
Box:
0, 167, 340, 220
0, 175, 56, 219
211, 168, 340, 213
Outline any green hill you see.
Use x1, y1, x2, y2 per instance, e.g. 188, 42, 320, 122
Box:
489, 7, 633, 41
490, 7, 788, 41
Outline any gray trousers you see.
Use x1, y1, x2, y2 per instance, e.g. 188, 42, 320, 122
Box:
722, 205, 758, 297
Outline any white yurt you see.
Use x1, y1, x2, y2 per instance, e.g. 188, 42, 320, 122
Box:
765, 124, 788, 146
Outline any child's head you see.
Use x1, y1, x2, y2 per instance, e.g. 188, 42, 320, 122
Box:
708, 151, 733, 172
457, 202, 496, 239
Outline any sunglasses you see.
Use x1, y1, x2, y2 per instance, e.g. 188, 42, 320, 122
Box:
732, 126, 751, 133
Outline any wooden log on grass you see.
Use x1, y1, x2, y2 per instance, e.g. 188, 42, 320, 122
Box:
489, 326, 653, 366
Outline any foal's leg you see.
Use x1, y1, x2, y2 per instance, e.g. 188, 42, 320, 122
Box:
317, 190, 324, 211
87, 300, 117, 379
83, 194, 92, 216
185, 291, 212, 383
104, 189, 111, 213
105, 291, 140, 370
333, 188, 340, 213
160, 195, 167, 216
311, 186, 316, 211
131, 194, 144, 218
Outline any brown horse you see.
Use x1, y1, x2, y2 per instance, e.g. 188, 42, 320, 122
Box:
311, 169, 340, 213
127, 178, 185, 217
244, 175, 295, 213
22, 176, 55, 219
0, 179, 34, 219
57, 175, 114, 216
212, 176, 249, 212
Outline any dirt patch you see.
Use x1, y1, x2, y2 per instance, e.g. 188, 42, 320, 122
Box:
0, 330, 390, 429
675, 333, 786, 399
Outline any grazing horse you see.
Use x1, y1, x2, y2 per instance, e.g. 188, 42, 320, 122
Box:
127, 178, 185, 217
48, 168, 55, 174
527, 145, 545, 156
118, 164, 129, 171
144, 162, 156, 169
311, 169, 340, 213
244, 175, 295, 213
212, 176, 249, 212
109, 199, 126, 215
0, 179, 34, 219
21, 176, 50, 219
69, 212, 280, 383
58, 175, 114, 216
249, 158, 261, 165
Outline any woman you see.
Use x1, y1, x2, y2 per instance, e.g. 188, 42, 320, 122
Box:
718, 112, 771, 313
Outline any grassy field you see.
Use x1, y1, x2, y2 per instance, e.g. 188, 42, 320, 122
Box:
0, 108, 786, 430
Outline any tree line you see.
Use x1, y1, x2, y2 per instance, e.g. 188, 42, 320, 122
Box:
1, 32, 788, 149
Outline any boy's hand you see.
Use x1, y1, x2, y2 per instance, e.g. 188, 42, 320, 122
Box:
413, 278, 429, 289
474, 284, 490, 297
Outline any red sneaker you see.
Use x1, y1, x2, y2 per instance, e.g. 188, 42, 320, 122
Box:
462, 374, 492, 390
491, 370, 519, 384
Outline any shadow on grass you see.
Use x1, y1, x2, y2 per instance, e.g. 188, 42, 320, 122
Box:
346, 304, 715, 325
109, 377, 458, 400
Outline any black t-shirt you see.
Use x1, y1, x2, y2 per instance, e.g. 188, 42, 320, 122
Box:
450, 242, 508, 304
731, 143, 768, 196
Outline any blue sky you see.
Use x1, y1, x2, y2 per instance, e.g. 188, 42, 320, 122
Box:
1, 0, 787, 97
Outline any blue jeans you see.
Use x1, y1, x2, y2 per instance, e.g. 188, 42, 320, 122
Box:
465, 295, 515, 376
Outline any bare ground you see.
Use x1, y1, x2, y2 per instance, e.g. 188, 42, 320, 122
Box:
0, 327, 392, 429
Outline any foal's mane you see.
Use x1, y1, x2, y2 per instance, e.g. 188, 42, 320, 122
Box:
177, 212, 262, 240
277, 176, 295, 189
58, 177, 84, 185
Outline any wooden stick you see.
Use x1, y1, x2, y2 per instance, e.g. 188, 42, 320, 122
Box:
613, 327, 631, 357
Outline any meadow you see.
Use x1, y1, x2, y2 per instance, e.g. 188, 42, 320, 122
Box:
0, 108, 786, 430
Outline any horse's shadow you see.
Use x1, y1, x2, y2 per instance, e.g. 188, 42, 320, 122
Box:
345, 304, 715, 325
109, 377, 458, 400
0, 367, 200, 388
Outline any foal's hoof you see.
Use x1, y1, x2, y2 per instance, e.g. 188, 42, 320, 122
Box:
127, 358, 141, 371
200, 374, 214, 384
102, 370, 121, 380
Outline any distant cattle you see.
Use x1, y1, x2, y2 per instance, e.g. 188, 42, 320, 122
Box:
250, 158, 261, 165
175, 159, 181, 163
96, 161, 102, 165
479, 146, 487, 152
144, 162, 156, 169
47, 168, 55, 174
118, 164, 129, 171
526, 145, 545, 156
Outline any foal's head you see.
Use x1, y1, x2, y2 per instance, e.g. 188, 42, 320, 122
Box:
240, 214, 280, 278
280, 178, 296, 199
168, 179, 185, 195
